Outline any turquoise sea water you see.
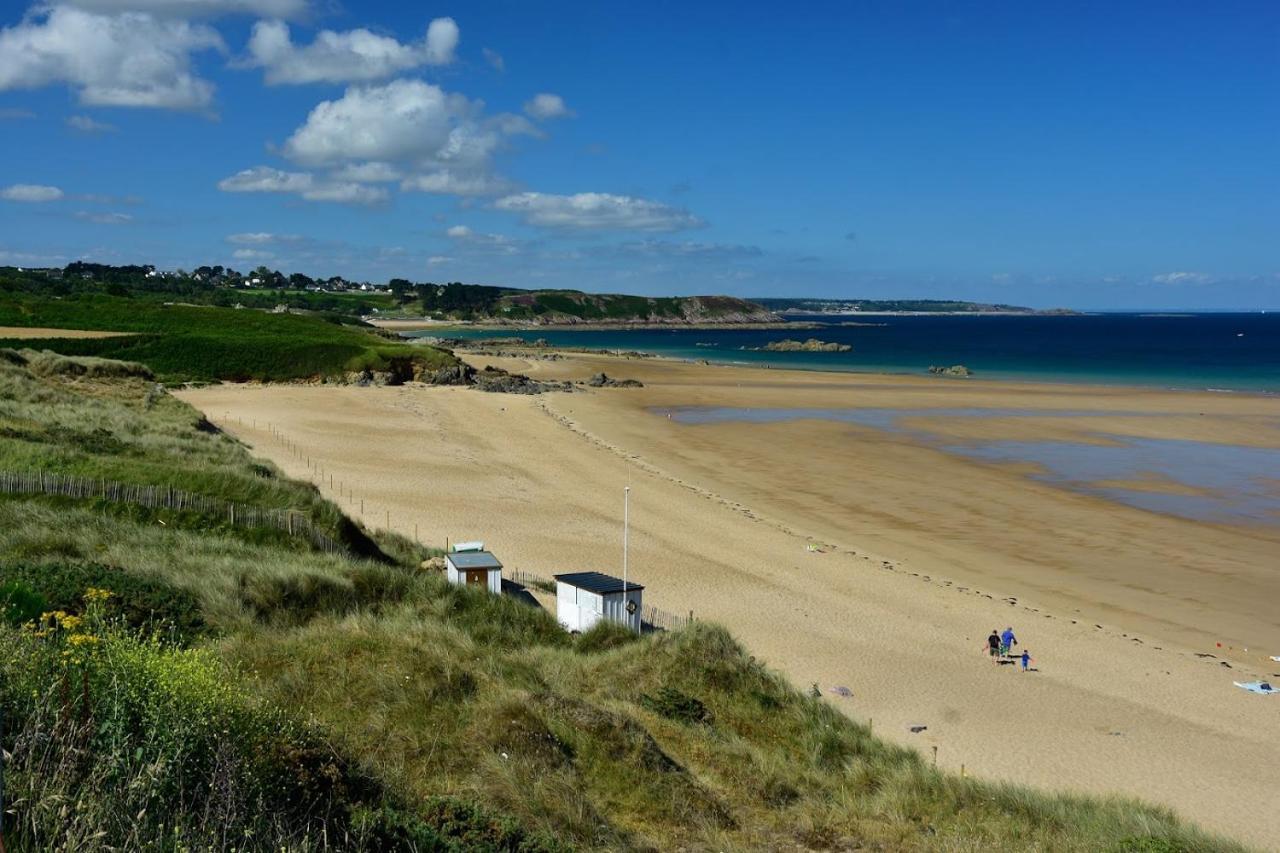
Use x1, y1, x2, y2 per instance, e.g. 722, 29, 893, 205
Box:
417, 312, 1280, 393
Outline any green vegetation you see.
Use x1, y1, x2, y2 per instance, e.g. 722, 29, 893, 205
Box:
0, 354, 1240, 851
0, 293, 457, 383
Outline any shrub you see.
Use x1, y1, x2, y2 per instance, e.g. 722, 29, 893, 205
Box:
0, 562, 204, 641
639, 686, 713, 726
0, 579, 45, 625
574, 619, 640, 654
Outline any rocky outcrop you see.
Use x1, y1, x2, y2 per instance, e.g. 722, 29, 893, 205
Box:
473, 366, 573, 395
584, 372, 643, 388
928, 364, 973, 378
751, 338, 852, 353
419, 363, 476, 385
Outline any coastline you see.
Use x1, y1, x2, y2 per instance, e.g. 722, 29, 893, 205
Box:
178, 352, 1280, 848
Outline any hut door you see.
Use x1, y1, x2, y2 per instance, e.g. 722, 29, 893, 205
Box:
466, 570, 485, 587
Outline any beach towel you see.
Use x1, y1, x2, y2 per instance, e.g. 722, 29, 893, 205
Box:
1233, 681, 1277, 695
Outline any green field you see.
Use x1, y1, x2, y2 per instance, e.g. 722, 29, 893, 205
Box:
0, 351, 1238, 851
0, 293, 456, 383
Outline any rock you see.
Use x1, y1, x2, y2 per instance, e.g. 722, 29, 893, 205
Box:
927, 364, 973, 378
420, 556, 445, 572
472, 366, 571, 395
585, 372, 644, 388
420, 363, 476, 386
752, 338, 852, 353
908, 725, 928, 733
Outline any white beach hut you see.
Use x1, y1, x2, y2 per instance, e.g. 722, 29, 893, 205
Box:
446, 550, 502, 594
554, 572, 643, 633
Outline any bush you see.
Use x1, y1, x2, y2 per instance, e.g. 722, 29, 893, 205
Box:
0, 579, 45, 625
640, 686, 713, 726
574, 619, 640, 654
0, 562, 204, 641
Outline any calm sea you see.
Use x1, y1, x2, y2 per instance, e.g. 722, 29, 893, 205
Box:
416, 313, 1280, 393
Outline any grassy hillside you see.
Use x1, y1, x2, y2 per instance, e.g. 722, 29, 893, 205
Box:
0, 352, 1240, 851
482, 291, 776, 325
0, 293, 456, 383
755, 297, 1038, 314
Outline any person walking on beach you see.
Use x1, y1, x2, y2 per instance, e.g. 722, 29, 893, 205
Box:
987, 629, 1001, 663
1000, 626, 1018, 657
1020, 649, 1033, 672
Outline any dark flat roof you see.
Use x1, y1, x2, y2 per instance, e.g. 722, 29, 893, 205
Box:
554, 571, 644, 595
448, 551, 502, 570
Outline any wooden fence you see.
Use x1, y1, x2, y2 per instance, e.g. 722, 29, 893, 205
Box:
505, 568, 694, 632
0, 470, 345, 555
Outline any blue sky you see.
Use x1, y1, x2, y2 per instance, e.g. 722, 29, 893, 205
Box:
0, 0, 1276, 309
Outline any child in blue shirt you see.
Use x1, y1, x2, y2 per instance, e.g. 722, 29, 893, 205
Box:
1020, 650, 1032, 672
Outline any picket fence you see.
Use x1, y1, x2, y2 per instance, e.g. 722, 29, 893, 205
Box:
507, 568, 694, 632
0, 469, 344, 555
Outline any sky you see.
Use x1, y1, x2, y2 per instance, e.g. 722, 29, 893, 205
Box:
0, 0, 1276, 310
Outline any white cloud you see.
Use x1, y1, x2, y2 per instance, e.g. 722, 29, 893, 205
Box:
523, 92, 572, 120
218, 166, 313, 193
444, 224, 520, 254
1152, 271, 1216, 285
333, 161, 402, 182
0, 7, 223, 110
227, 231, 302, 244
494, 192, 703, 231
427, 255, 452, 266
1, 184, 64, 202
400, 169, 510, 196
276, 78, 522, 196
609, 240, 762, 260
74, 210, 132, 224
57, 0, 309, 18
66, 114, 118, 133
243, 17, 458, 85
482, 47, 504, 72
0, 108, 35, 119
283, 79, 473, 165
216, 165, 386, 204
424, 17, 459, 65
299, 182, 388, 204
232, 247, 274, 260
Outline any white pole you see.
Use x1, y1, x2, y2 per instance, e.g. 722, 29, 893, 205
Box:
623, 485, 630, 629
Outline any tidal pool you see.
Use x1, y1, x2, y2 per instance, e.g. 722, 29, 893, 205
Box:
657, 406, 1280, 526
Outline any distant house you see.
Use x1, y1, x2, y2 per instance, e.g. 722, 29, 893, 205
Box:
554, 572, 643, 633
446, 550, 502, 594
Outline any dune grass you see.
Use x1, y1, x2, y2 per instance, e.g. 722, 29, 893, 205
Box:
0, 354, 1245, 851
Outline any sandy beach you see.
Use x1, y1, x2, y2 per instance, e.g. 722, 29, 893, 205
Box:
180, 354, 1280, 848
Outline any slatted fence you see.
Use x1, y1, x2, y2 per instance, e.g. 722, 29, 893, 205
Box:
0, 470, 344, 554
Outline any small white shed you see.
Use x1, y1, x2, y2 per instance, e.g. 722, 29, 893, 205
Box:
554, 572, 643, 633
446, 550, 502, 594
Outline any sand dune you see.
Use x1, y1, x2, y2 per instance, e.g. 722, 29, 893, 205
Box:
180, 355, 1280, 848
0, 326, 133, 339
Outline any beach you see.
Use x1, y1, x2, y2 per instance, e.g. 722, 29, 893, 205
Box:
180, 353, 1280, 848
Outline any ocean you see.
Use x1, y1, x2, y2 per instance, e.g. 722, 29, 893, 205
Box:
415, 312, 1280, 393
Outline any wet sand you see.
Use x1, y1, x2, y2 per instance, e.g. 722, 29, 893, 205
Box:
179, 355, 1280, 848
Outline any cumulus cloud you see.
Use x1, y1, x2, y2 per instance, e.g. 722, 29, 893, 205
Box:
232, 247, 274, 260
0, 7, 224, 110
494, 192, 703, 232
57, 0, 309, 17
243, 17, 458, 85
424, 17, 459, 65
1, 183, 64, 202
1151, 271, 1216, 285
216, 165, 387, 204
66, 114, 118, 133
523, 92, 572, 120
273, 78, 523, 196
